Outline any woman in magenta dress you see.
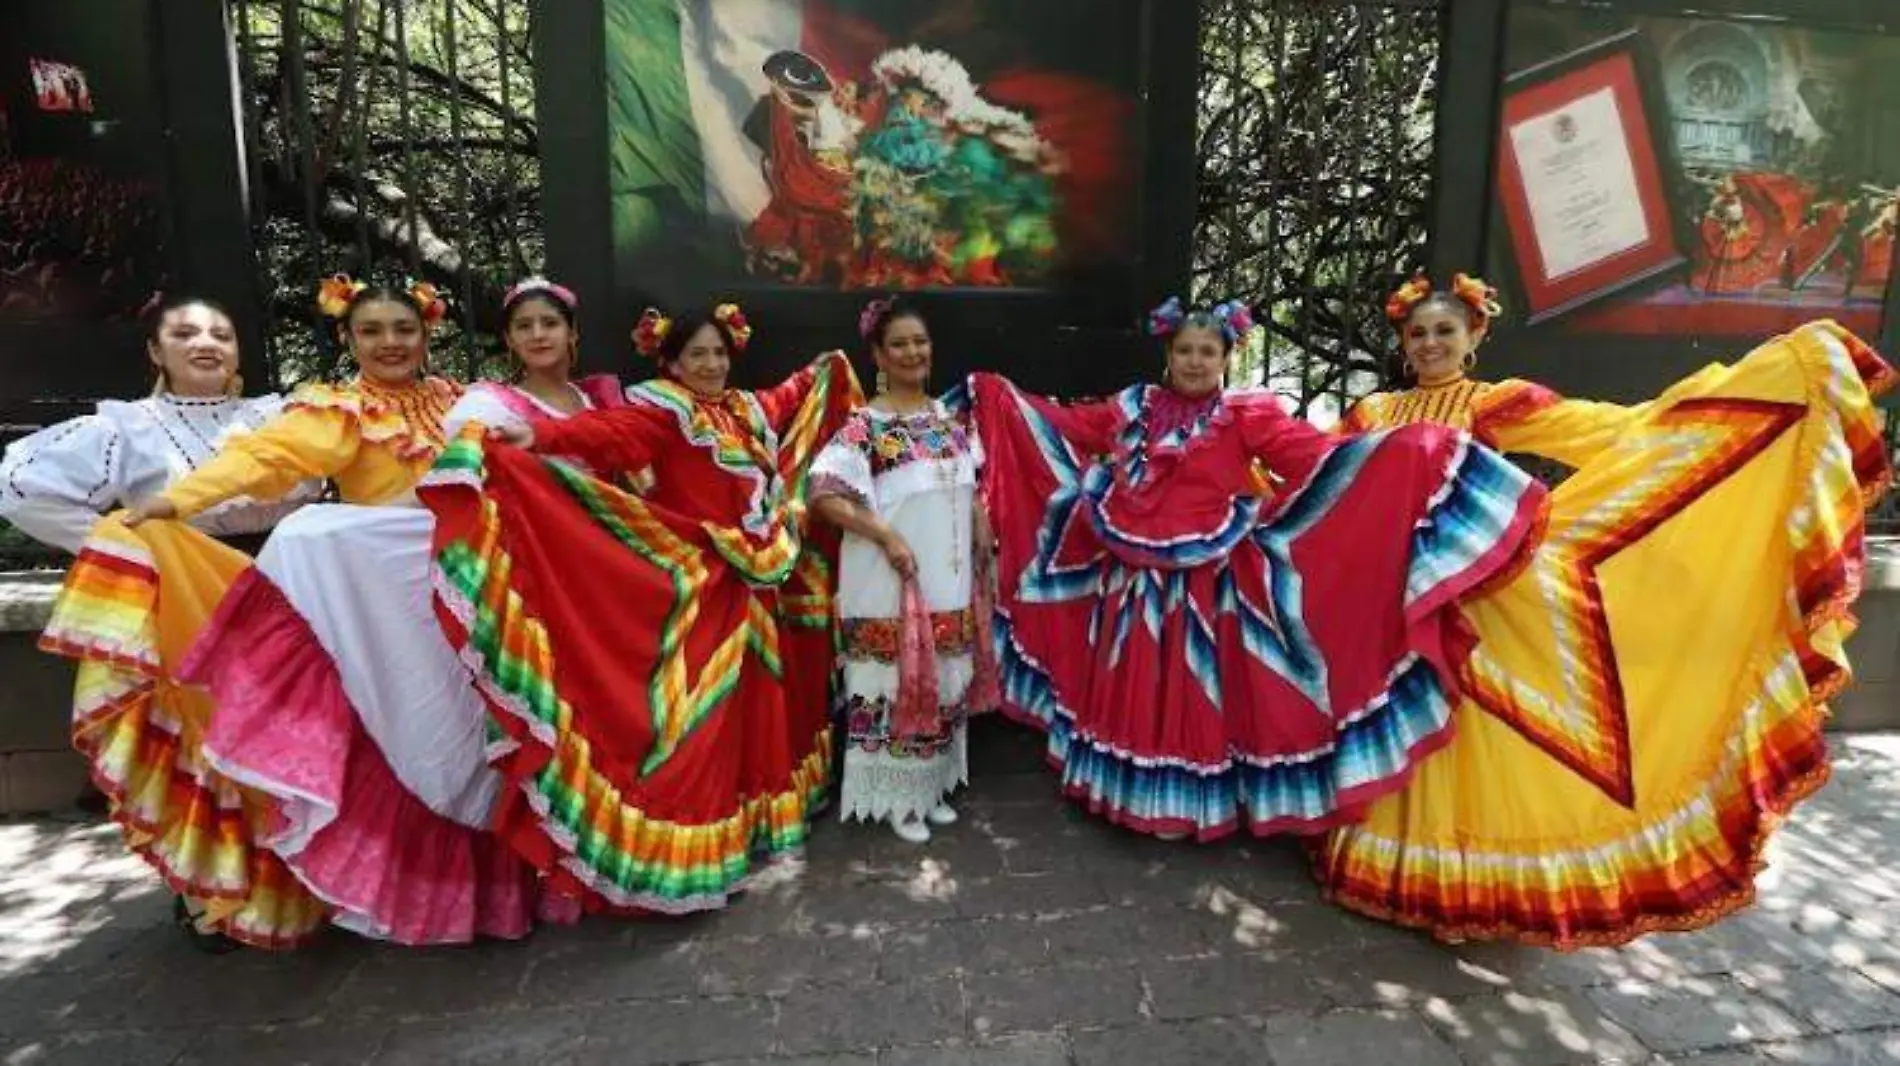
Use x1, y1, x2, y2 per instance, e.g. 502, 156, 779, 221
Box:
965, 298, 1547, 840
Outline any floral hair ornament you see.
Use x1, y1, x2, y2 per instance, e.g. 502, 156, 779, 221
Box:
632, 307, 673, 359
503, 276, 578, 311
1209, 300, 1256, 345
1449, 272, 1503, 326
407, 279, 449, 325
316, 274, 368, 320
1383, 274, 1434, 326
1145, 296, 1187, 338
712, 302, 754, 354
858, 297, 895, 342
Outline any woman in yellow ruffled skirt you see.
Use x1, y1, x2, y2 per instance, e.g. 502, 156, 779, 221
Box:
1313, 274, 1894, 948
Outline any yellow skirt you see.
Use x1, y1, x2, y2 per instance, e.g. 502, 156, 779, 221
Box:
40, 515, 327, 948
1314, 322, 1894, 948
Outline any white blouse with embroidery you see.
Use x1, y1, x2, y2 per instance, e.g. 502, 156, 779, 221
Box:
0, 394, 318, 553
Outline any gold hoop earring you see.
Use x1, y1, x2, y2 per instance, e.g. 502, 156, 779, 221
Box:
1462, 352, 1478, 371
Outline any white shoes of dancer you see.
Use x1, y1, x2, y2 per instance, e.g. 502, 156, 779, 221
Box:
892, 803, 959, 843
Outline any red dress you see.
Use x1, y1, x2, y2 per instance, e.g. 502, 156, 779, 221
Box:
966, 374, 1547, 839
421, 354, 858, 912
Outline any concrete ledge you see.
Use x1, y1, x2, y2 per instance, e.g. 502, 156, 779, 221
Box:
1831, 539, 1900, 733
0, 569, 61, 634
0, 570, 82, 815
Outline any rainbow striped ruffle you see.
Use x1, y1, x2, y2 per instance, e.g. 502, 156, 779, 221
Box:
40, 518, 326, 948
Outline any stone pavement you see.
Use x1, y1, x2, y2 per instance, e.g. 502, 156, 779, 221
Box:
5, 721, 1900, 1066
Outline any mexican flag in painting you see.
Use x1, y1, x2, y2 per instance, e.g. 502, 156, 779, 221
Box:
606, 0, 1139, 291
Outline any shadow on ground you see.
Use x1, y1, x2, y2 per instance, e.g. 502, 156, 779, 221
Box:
3, 722, 1900, 1065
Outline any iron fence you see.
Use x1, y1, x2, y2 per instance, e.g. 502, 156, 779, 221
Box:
231, 0, 540, 386
1195, 0, 1445, 423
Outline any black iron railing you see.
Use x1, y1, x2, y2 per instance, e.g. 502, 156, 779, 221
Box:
230, 0, 540, 387
1194, 0, 1444, 422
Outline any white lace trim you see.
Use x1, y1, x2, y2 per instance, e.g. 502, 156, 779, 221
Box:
839, 725, 969, 826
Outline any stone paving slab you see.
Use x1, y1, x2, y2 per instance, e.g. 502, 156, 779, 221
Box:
4, 722, 1900, 1065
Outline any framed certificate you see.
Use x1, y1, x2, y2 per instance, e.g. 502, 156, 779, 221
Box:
1494, 30, 1687, 325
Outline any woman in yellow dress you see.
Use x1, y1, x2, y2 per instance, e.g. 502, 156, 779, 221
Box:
1313, 273, 1894, 948
48, 277, 462, 949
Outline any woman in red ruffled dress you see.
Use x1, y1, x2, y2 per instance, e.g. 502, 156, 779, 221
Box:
423, 303, 860, 914
964, 298, 1547, 841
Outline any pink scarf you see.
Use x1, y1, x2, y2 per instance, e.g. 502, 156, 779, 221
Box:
892, 558, 1004, 737
892, 578, 941, 740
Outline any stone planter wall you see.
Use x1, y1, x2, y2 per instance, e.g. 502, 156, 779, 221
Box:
0, 572, 85, 815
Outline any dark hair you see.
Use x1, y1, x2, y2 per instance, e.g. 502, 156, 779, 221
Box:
863, 296, 929, 350
657, 308, 740, 364
502, 289, 577, 331
342, 283, 425, 329
144, 295, 235, 345
1407, 292, 1473, 326
1166, 310, 1237, 355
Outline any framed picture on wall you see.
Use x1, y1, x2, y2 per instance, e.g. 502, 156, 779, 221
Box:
1494, 29, 1689, 325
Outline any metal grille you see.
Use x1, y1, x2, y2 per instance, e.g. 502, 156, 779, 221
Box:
1194, 0, 1444, 423
230, 0, 540, 386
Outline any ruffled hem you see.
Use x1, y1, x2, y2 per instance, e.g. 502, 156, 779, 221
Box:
42, 537, 326, 949
184, 569, 534, 945
994, 607, 1455, 839
430, 501, 834, 916
1402, 433, 1548, 622
1313, 687, 1832, 950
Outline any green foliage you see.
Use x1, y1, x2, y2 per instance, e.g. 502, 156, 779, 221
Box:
234, 0, 540, 387
1195, 0, 1442, 413
0, 518, 65, 571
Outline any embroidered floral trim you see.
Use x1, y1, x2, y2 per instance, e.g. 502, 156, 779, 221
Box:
840, 608, 977, 661
834, 407, 974, 478
841, 693, 968, 757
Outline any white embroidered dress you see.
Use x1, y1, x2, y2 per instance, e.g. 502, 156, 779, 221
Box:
0, 394, 311, 552
811, 401, 981, 824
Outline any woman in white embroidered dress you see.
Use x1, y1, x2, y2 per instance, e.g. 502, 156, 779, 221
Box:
811, 297, 998, 843
2, 295, 325, 952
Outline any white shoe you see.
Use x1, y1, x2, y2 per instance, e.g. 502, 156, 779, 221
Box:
892, 817, 932, 844
926, 803, 958, 826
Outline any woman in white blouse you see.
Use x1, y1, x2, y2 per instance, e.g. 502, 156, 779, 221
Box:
0, 297, 311, 553
1, 296, 326, 953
